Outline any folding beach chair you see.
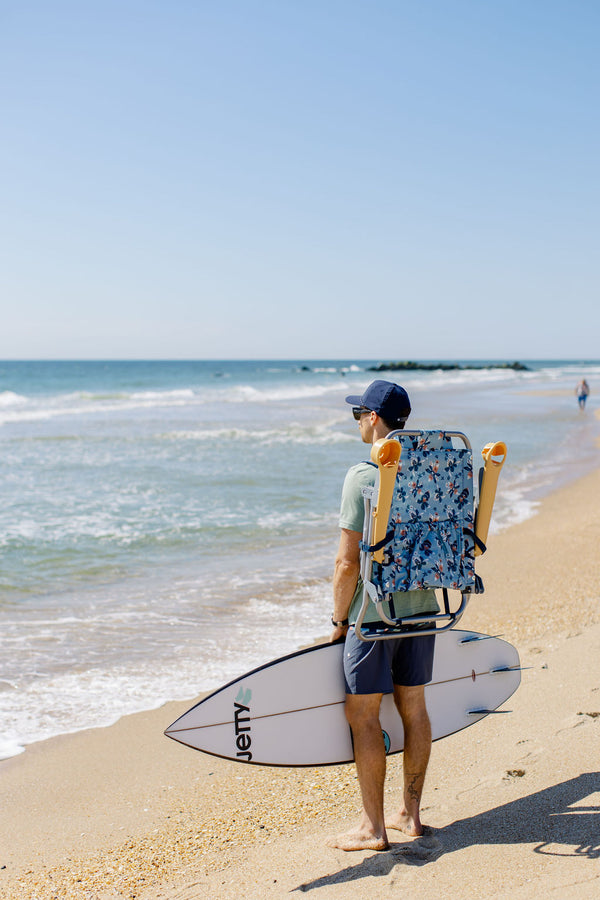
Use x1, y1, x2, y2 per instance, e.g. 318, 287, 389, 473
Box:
355, 430, 506, 641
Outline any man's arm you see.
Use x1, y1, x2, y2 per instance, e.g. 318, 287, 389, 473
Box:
329, 527, 362, 642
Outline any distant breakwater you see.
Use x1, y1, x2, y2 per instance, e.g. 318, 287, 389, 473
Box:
367, 361, 530, 373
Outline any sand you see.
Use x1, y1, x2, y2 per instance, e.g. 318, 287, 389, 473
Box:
1, 469, 600, 899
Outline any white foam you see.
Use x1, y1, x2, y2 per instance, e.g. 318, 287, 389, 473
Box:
130, 388, 195, 401
163, 425, 354, 445
489, 493, 540, 531
0, 388, 201, 425
255, 509, 331, 530
0, 391, 27, 407
0, 737, 25, 761
222, 381, 348, 404
1, 511, 147, 545
0, 624, 328, 758
0, 569, 332, 758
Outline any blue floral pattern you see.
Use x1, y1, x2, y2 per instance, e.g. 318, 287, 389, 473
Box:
372, 431, 476, 593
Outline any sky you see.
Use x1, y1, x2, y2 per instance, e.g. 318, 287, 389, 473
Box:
1, 0, 599, 360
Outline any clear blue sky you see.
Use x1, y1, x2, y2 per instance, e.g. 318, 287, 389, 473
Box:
2, 1, 599, 360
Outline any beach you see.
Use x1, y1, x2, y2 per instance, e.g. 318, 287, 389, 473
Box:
1, 461, 599, 899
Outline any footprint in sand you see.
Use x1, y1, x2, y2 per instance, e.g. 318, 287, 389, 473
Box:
455, 776, 497, 799
555, 712, 599, 735
514, 741, 545, 765
391, 828, 442, 863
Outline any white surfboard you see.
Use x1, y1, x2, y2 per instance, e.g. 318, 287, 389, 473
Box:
165, 630, 521, 767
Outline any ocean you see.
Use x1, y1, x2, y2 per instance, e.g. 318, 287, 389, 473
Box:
1, 359, 599, 760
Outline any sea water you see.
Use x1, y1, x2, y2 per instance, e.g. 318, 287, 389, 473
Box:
1, 359, 599, 759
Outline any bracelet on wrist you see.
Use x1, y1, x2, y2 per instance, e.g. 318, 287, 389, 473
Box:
331, 616, 349, 627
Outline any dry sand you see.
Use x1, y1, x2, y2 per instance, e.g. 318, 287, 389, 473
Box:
1, 469, 599, 899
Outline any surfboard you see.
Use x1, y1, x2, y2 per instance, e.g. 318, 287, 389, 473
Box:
164, 629, 521, 767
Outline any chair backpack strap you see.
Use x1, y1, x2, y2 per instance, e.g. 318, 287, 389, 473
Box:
464, 527, 487, 556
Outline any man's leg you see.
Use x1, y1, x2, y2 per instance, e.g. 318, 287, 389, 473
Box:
326, 692, 389, 851
387, 684, 432, 837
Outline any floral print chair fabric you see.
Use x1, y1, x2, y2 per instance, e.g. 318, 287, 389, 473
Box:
371, 431, 476, 594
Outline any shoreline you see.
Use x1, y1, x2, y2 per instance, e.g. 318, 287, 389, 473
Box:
2, 467, 600, 898
2, 435, 597, 767
3, 367, 599, 766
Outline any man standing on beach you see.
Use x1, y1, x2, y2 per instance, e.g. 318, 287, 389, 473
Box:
327, 381, 438, 851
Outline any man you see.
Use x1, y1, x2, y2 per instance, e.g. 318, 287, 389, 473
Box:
327, 380, 439, 852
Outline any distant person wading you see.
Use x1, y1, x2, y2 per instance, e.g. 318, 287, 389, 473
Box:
576, 379, 590, 410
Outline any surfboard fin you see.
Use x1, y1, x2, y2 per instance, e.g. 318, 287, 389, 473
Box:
489, 665, 524, 674
459, 632, 505, 643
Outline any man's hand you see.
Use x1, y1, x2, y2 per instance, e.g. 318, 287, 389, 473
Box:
329, 623, 349, 643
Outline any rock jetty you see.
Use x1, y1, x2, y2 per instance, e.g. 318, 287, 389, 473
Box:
367, 360, 530, 372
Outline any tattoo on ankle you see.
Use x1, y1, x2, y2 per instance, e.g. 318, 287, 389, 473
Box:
407, 773, 422, 801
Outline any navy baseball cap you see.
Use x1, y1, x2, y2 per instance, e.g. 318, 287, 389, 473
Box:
345, 380, 411, 423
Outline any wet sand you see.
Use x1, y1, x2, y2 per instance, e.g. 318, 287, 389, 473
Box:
1, 468, 600, 899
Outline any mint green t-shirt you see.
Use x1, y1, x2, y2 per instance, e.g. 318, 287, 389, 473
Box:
339, 462, 440, 625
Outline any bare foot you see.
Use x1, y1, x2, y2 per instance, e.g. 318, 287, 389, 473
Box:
326, 829, 389, 852
386, 811, 424, 837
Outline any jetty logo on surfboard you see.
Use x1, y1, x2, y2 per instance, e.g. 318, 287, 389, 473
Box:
234, 686, 253, 762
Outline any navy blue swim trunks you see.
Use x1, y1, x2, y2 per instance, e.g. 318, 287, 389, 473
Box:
343, 626, 435, 694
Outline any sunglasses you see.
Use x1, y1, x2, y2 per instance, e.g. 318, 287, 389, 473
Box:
352, 407, 371, 421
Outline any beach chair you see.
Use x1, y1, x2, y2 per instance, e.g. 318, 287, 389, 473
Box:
355, 430, 506, 641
